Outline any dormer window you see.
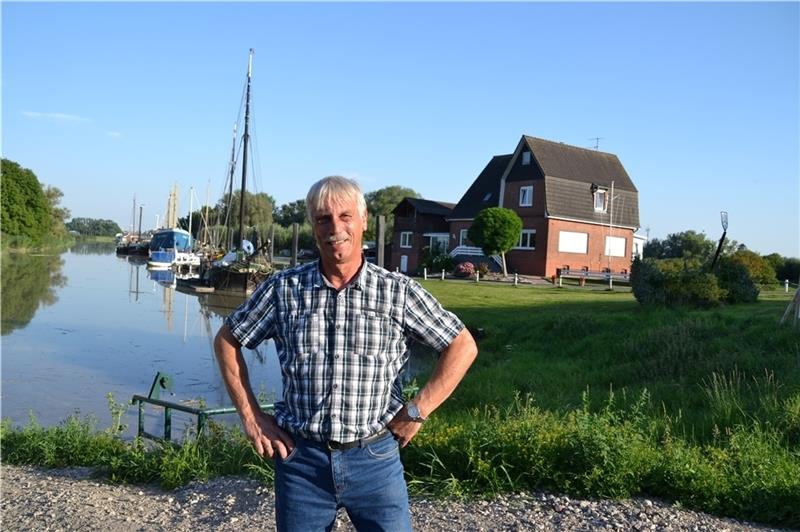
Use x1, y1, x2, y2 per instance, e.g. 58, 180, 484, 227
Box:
593, 188, 607, 213
522, 151, 531, 165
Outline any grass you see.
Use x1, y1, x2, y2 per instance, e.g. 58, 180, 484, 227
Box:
1, 282, 799, 527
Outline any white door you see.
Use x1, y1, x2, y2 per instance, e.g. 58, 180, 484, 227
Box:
400, 255, 408, 273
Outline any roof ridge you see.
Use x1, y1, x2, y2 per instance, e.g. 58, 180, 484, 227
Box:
523, 135, 616, 157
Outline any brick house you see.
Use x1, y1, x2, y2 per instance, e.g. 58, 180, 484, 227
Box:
389, 135, 640, 278
389, 197, 455, 273
450, 135, 640, 277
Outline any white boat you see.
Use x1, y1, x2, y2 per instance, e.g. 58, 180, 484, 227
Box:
148, 228, 201, 270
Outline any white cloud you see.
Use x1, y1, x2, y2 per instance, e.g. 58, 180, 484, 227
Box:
21, 111, 91, 123
107, 131, 122, 138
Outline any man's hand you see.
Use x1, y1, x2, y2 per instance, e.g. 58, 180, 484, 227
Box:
386, 405, 424, 448
244, 409, 295, 460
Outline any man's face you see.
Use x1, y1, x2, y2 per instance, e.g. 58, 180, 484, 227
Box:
311, 197, 366, 269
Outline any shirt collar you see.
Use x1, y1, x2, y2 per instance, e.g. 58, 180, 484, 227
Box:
312, 256, 367, 291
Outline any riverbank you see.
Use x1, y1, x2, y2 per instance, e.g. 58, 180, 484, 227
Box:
1, 464, 786, 531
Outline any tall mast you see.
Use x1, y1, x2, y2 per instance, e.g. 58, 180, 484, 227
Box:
237, 48, 254, 252
226, 122, 237, 250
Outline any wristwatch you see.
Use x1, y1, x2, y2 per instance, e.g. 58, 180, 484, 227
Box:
405, 401, 426, 423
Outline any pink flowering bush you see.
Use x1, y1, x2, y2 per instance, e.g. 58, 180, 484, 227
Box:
454, 261, 476, 278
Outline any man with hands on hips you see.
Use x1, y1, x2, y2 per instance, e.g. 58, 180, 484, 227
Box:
214, 175, 478, 531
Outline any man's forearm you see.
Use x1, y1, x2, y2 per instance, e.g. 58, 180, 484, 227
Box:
413, 328, 478, 418
214, 324, 261, 423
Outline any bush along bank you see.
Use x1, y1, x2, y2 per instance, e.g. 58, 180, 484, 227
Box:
1, 388, 798, 529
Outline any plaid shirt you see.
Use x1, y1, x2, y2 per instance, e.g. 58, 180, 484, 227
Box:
226, 260, 464, 443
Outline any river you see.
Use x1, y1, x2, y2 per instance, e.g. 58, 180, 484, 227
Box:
1, 243, 433, 440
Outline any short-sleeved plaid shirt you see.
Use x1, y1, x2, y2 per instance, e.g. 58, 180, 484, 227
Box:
226, 260, 464, 443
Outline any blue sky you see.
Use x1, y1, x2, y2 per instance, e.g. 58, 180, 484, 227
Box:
3, 1, 798, 257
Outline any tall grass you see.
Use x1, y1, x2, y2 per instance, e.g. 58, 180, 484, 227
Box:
1, 283, 798, 527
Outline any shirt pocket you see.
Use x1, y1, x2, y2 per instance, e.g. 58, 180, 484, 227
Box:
279, 313, 324, 399
278, 313, 322, 358
350, 311, 402, 358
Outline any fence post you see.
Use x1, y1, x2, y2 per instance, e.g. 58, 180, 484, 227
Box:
424, 268, 427, 280
559, 274, 562, 287
786, 279, 790, 293
475, 271, 480, 283
441, 269, 445, 280
514, 273, 519, 286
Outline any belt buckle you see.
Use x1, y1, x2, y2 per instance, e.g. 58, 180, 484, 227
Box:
326, 440, 343, 451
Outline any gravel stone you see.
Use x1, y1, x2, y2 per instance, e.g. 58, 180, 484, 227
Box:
0, 465, 790, 531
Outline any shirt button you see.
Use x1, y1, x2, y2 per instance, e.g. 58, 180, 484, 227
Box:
334, 354, 340, 359
333, 384, 338, 389
335, 324, 341, 330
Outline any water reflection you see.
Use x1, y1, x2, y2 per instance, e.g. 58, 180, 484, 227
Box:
68, 241, 117, 255
1, 252, 68, 335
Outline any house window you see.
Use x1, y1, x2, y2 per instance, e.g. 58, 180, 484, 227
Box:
605, 236, 626, 257
522, 151, 531, 165
459, 229, 469, 246
429, 234, 449, 254
515, 229, 536, 249
594, 189, 607, 212
558, 231, 588, 254
519, 186, 533, 207
400, 231, 412, 248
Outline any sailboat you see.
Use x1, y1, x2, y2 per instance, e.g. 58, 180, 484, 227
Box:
202, 48, 272, 294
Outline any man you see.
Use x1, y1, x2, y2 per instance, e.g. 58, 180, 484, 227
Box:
214, 175, 478, 531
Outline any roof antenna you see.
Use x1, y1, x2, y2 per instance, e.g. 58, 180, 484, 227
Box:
589, 137, 603, 150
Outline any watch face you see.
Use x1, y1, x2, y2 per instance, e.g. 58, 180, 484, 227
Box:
407, 403, 420, 419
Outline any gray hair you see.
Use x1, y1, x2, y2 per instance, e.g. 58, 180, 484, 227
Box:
306, 175, 368, 224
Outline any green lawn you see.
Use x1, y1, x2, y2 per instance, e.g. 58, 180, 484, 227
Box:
2, 280, 798, 527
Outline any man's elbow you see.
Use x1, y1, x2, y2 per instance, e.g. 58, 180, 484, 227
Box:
214, 324, 241, 358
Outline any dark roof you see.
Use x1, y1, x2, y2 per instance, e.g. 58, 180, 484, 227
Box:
524, 136, 637, 192
545, 176, 640, 229
448, 154, 512, 219
392, 197, 455, 216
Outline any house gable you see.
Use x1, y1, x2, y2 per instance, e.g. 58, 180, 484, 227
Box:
449, 154, 512, 220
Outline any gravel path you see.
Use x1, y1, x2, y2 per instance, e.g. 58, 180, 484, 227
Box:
1, 465, 790, 531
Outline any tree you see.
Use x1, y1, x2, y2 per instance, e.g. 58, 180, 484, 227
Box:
214, 190, 275, 229
1, 159, 51, 243
723, 249, 776, 286
274, 199, 307, 226
66, 217, 122, 237
43, 185, 70, 238
467, 207, 522, 277
364, 186, 420, 242
643, 229, 742, 263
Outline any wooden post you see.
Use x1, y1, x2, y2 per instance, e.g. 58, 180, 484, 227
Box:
514, 273, 519, 286
423, 268, 427, 280
290, 223, 299, 267
441, 269, 445, 280
376, 215, 386, 269
268, 224, 275, 263
475, 271, 480, 283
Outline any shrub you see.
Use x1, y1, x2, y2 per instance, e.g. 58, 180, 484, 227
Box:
476, 262, 490, 276
454, 261, 475, 278
716, 257, 759, 304
632, 258, 727, 308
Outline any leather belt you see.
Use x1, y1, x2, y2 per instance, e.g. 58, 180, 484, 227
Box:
326, 428, 390, 451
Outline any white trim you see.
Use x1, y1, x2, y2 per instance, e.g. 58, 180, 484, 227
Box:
459, 229, 469, 246
399, 231, 412, 248
546, 215, 639, 231
421, 232, 450, 237
514, 229, 536, 250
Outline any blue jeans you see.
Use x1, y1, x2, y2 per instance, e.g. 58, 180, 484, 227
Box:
274, 431, 412, 532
